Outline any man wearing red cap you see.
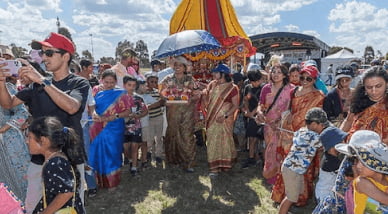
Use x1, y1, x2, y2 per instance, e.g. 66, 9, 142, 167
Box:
0, 32, 89, 213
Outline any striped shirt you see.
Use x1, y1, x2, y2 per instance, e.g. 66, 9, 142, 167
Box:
146, 88, 163, 118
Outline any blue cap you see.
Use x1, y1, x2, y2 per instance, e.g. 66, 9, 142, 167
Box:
212, 64, 230, 74
320, 126, 348, 151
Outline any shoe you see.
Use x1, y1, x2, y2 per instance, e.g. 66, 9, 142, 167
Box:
88, 188, 97, 198
208, 172, 218, 178
241, 158, 255, 169
141, 162, 148, 169
185, 168, 194, 173
147, 152, 152, 161
123, 158, 130, 165
130, 169, 138, 176
155, 157, 163, 163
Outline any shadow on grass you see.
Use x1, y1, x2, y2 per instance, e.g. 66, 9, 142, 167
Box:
85, 146, 313, 213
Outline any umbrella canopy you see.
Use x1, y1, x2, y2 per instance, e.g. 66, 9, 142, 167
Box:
155, 30, 221, 59
169, 0, 256, 58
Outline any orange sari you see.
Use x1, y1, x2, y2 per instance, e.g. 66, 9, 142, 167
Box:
272, 89, 324, 206
347, 101, 388, 143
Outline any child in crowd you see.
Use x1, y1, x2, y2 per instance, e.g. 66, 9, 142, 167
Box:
315, 126, 348, 202
27, 117, 84, 214
241, 69, 264, 169
279, 108, 327, 214
123, 76, 148, 176
335, 130, 388, 213
144, 75, 165, 163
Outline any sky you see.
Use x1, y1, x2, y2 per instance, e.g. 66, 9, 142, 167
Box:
0, 0, 387, 60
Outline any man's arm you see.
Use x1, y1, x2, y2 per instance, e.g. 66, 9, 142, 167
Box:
42, 84, 82, 114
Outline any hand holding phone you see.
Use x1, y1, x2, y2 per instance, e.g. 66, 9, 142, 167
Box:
2, 60, 22, 76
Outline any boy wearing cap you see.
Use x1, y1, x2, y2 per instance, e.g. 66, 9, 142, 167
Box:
315, 126, 348, 202
0, 32, 90, 213
279, 107, 327, 214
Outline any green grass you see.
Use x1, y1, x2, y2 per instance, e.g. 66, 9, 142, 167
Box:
85, 146, 313, 214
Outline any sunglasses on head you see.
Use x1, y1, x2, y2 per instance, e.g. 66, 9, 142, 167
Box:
39, 49, 62, 57
300, 76, 314, 82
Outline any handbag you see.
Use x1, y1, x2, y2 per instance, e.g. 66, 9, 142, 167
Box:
43, 165, 77, 214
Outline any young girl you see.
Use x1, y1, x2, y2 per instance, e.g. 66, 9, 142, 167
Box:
336, 130, 388, 213
28, 117, 84, 214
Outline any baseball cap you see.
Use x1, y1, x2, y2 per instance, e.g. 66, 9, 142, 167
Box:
305, 107, 329, 126
212, 63, 230, 74
31, 32, 75, 55
320, 126, 348, 151
335, 130, 388, 174
335, 65, 354, 81
300, 65, 318, 79
151, 59, 161, 67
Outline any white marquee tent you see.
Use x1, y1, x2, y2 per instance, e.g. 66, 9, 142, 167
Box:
320, 49, 359, 84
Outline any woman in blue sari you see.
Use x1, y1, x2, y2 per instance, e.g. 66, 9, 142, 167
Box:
89, 70, 131, 189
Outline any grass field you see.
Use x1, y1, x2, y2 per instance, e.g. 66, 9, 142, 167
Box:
85, 145, 315, 214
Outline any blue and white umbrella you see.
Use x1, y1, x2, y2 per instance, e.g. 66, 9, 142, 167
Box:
155, 30, 221, 59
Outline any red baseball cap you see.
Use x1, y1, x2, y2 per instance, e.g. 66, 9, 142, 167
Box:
31, 32, 75, 55
300, 65, 318, 79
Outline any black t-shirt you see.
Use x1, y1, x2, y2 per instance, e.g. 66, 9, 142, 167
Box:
16, 73, 90, 165
244, 84, 262, 112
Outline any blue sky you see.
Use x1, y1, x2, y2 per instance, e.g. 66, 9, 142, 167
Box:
0, 0, 387, 60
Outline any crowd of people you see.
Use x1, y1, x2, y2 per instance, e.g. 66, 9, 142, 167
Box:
1, 31, 388, 214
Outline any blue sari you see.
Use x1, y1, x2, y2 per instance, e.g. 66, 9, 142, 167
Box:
88, 89, 128, 188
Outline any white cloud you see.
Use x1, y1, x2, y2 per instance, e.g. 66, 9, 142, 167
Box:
285, 24, 300, 32
328, 1, 388, 54
230, 0, 317, 36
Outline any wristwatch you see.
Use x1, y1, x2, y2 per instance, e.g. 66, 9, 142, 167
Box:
224, 114, 228, 119
115, 113, 119, 119
41, 78, 52, 88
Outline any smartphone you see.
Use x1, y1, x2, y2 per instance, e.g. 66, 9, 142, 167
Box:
2, 60, 22, 76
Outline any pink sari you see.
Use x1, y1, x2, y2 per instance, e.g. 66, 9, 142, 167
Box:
260, 83, 294, 182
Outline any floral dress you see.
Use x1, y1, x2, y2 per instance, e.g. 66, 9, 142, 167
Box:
0, 82, 30, 200
33, 156, 84, 214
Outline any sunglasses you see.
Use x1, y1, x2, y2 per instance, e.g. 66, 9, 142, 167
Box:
299, 76, 314, 82
39, 49, 62, 57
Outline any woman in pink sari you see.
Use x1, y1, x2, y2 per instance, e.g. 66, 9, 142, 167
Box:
256, 65, 294, 184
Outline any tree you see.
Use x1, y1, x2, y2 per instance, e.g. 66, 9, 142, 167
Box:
58, 27, 73, 42
363, 46, 374, 64
135, 40, 150, 67
99, 57, 115, 65
82, 50, 93, 61
115, 40, 135, 59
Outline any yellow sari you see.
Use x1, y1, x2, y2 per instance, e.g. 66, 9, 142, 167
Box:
205, 81, 238, 172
